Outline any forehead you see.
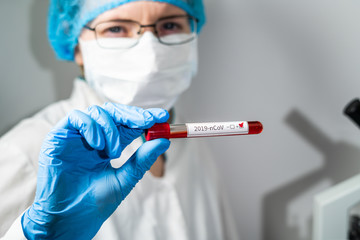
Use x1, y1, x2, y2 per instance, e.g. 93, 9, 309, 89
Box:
91, 1, 187, 25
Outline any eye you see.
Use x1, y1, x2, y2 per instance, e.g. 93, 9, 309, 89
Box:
108, 26, 124, 33
158, 21, 184, 36
162, 22, 178, 30
96, 21, 135, 38
101, 24, 130, 37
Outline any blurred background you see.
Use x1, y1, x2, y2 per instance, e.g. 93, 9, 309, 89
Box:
2, 0, 360, 239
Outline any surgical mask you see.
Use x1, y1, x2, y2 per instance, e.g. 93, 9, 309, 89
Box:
79, 32, 198, 110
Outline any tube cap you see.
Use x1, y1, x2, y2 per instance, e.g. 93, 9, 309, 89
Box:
248, 121, 263, 134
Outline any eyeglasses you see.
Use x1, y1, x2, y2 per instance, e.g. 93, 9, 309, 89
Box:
84, 15, 198, 49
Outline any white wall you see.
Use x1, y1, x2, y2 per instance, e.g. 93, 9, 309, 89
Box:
2, 1, 360, 239
0, 1, 79, 136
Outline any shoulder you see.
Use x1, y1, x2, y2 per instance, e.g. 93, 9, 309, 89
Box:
0, 78, 104, 166
0, 99, 72, 167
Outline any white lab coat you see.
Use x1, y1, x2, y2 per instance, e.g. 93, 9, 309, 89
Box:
0, 78, 239, 240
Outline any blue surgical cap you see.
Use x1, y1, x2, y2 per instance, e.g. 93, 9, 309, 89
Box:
48, 0, 206, 61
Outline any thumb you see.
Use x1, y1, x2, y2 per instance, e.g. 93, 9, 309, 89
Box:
115, 138, 171, 200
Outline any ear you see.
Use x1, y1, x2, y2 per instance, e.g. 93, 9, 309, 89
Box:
74, 45, 83, 67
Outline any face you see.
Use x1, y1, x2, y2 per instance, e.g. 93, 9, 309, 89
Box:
75, 1, 187, 66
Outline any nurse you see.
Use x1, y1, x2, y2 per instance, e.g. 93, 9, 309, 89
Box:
0, 0, 238, 239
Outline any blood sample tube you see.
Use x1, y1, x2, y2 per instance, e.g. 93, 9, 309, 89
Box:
145, 121, 263, 141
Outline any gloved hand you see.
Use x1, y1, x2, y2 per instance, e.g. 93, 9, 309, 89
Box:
21, 103, 170, 239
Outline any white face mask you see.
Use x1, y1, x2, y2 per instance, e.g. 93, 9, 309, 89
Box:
79, 32, 198, 110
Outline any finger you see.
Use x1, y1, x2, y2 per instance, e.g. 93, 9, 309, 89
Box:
116, 107, 171, 147
102, 103, 169, 129
115, 139, 170, 199
146, 108, 170, 122
55, 110, 105, 150
86, 105, 121, 159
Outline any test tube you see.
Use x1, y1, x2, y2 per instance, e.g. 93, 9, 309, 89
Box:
145, 121, 263, 141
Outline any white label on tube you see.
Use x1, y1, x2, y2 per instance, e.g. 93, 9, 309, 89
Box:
186, 121, 249, 137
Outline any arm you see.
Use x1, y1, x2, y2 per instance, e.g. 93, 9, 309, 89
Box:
0, 142, 37, 239
18, 103, 170, 239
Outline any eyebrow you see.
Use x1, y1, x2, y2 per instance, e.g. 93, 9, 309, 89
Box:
90, 14, 190, 28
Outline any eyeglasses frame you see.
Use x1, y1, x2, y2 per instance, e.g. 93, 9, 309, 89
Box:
83, 14, 199, 48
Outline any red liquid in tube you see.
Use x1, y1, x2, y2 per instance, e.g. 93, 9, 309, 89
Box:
145, 121, 263, 141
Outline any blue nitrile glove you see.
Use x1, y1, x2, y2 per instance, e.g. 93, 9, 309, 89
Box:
21, 103, 170, 240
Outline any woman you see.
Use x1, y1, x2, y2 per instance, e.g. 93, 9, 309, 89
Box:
0, 0, 238, 239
